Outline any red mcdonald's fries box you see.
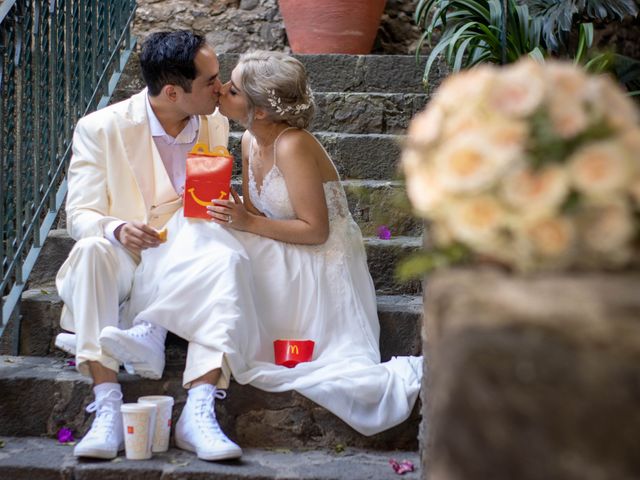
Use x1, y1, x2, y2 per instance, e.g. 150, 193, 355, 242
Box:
184, 143, 233, 219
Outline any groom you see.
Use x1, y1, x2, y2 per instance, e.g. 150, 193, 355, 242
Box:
55, 31, 241, 461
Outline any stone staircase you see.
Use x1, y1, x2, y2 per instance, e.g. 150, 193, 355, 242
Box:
0, 53, 438, 479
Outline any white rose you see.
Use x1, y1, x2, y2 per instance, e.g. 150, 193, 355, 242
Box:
433, 133, 514, 194
447, 195, 506, 248
486, 59, 545, 118
501, 165, 569, 215
568, 141, 630, 197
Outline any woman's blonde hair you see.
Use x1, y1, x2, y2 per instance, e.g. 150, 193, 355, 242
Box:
236, 51, 315, 129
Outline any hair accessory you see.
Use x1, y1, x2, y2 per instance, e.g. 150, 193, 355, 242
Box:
267, 89, 311, 116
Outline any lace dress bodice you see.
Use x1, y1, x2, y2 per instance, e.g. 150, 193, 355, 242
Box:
247, 129, 351, 224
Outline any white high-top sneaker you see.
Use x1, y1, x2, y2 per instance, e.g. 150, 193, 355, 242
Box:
74, 389, 124, 459
54, 332, 76, 355
175, 385, 242, 461
99, 321, 166, 379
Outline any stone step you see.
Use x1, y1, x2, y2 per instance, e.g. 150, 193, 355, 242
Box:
220, 54, 438, 94
0, 356, 421, 451
113, 52, 439, 102
13, 288, 422, 361
51, 180, 421, 238
26, 230, 422, 295
0, 436, 421, 479
343, 180, 422, 238
225, 92, 428, 134
229, 131, 402, 180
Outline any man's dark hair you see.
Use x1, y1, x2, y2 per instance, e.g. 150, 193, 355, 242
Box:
140, 31, 207, 96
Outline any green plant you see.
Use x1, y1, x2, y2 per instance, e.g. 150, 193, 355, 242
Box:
414, 0, 545, 89
519, 0, 639, 51
415, 0, 640, 93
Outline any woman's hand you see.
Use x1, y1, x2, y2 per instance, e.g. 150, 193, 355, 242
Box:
207, 188, 251, 230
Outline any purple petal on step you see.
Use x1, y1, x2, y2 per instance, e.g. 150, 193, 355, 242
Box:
377, 225, 392, 240
57, 427, 74, 444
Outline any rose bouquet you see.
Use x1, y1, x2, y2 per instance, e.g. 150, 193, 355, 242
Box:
402, 58, 640, 272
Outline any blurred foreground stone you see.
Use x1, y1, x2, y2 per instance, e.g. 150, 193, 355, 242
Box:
421, 268, 640, 480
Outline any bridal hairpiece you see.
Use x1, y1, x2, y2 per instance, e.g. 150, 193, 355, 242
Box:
267, 88, 312, 116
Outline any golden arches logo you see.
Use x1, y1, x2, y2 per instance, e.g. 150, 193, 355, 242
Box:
288, 345, 299, 355
187, 188, 227, 207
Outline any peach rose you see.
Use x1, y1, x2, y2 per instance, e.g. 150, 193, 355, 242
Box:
407, 105, 444, 147
630, 177, 640, 206
448, 196, 505, 247
501, 165, 569, 214
405, 163, 444, 216
568, 141, 630, 196
548, 102, 590, 139
486, 59, 545, 118
523, 216, 575, 258
434, 133, 513, 194
581, 201, 634, 254
433, 65, 495, 112
588, 76, 640, 131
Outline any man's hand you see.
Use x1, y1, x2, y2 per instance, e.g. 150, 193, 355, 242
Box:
114, 222, 161, 254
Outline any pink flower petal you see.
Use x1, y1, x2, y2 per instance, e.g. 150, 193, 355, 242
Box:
389, 458, 415, 475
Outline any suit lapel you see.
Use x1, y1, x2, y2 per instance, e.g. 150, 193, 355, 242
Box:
121, 90, 156, 212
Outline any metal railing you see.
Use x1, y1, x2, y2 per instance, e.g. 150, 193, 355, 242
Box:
0, 0, 137, 352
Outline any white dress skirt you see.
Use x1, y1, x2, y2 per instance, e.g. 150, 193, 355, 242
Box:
122, 134, 422, 436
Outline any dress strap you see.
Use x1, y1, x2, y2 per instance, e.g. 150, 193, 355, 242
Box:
272, 127, 298, 167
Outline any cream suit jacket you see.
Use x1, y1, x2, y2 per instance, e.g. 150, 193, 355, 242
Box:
66, 88, 229, 240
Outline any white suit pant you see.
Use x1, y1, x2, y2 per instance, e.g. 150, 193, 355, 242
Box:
56, 236, 225, 384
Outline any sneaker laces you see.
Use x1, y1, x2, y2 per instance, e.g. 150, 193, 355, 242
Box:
129, 321, 166, 344
85, 389, 123, 438
193, 389, 228, 441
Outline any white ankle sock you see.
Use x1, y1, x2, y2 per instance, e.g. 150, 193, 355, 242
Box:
93, 382, 121, 400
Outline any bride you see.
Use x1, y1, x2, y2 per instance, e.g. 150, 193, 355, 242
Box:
103, 51, 421, 445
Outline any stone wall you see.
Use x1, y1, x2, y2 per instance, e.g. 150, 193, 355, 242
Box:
421, 268, 640, 480
134, 0, 423, 54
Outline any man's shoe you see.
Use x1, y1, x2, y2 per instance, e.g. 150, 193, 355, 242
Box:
55, 332, 76, 356
175, 386, 242, 461
99, 322, 166, 380
74, 389, 124, 459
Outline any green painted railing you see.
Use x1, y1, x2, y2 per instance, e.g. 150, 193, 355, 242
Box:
0, 0, 137, 352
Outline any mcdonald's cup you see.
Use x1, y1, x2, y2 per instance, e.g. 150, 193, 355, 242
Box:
273, 340, 315, 368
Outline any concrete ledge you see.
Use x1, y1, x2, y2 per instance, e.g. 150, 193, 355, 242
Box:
0, 436, 421, 480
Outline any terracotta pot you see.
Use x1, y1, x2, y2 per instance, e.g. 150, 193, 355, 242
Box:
278, 0, 387, 54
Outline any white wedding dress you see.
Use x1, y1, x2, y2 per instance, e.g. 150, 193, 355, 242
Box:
123, 131, 422, 436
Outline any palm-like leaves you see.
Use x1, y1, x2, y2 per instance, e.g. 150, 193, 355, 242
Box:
518, 0, 639, 50
415, 0, 544, 88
